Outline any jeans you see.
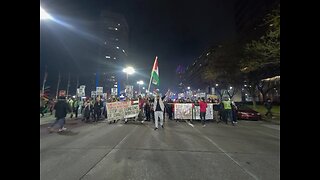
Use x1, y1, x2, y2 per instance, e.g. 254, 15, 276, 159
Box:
154, 111, 164, 128
265, 109, 272, 117
213, 111, 219, 122
200, 112, 206, 125
224, 110, 233, 123
145, 109, 150, 121
50, 117, 65, 129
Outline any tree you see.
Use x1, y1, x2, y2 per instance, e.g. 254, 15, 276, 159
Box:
240, 4, 280, 73
257, 76, 280, 102
201, 42, 243, 100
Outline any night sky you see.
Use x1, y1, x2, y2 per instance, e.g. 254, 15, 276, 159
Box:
40, 0, 236, 95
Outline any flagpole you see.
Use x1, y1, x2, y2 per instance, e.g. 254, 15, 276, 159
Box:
147, 56, 157, 93
66, 73, 70, 97
55, 72, 61, 99
42, 66, 48, 96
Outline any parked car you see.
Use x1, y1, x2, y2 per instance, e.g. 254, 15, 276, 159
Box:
235, 103, 261, 121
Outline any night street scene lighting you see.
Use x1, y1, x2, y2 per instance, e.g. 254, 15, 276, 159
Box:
40, 6, 53, 20
40, 0, 280, 179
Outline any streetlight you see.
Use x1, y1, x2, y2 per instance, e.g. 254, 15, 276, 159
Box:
137, 80, 144, 95
123, 66, 135, 83
40, 6, 53, 20
187, 86, 191, 90
230, 86, 233, 90
215, 84, 219, 87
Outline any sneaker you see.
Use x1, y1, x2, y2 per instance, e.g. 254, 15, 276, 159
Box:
161, 125, 164, 128
203, 124, 206, 127
154, 127, 158, 130
59, 127, 67, 132
141, 120, 144, 124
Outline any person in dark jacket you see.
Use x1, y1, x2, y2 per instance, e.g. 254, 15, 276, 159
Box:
48, 96, 71, 132
264, 98, 273, 117
213, 99, 221, 123
93, 97, 103, 122
231, 101, 238, 125
83, 99, 92, 122
144, 98, 151, 121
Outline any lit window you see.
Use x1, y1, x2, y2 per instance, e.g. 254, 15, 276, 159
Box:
105, 56, 111, 59
114, 28, 118, 30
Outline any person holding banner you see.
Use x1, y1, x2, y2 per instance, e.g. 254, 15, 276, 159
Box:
199, 97, 208, 127
153, 95, 165, 130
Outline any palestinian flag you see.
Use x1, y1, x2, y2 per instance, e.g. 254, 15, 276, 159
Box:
151, 56, 159, 86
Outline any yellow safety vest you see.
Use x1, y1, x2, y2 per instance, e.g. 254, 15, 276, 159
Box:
222, 100, 232, 110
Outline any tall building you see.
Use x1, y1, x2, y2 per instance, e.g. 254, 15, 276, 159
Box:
97, 11, 129, 96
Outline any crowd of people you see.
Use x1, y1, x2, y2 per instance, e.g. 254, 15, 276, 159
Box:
137, 95, 239, 128
41, 90, 274, 132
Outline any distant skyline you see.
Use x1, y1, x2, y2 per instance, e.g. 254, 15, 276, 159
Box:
40, 0, 237, 95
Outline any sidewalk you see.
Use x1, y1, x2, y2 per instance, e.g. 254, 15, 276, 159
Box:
262, 113, 280, 125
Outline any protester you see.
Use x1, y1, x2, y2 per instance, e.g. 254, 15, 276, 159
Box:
153, 95, 165, 130
199, 97, 208, 127
264, 98, 273, 118
48, 96, 71, 132
213, 99, 221, 123
222, 97, 233, 125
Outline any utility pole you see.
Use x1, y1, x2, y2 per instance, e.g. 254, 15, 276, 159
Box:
42, 66, 48, 96
55, 72, 61, 99
66, 73, 71, 97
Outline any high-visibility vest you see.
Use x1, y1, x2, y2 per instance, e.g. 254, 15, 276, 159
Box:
222, 100, 232, 110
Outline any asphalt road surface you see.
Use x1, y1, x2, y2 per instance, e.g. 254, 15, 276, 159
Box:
40, 118, 280, 180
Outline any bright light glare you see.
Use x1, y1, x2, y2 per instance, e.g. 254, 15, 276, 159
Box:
137, 81, 144, 85
123, 67, 135, 75
40, 7, 53, 20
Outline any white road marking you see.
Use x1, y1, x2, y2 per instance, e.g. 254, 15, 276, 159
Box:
192, 126, 259, 180
185, 120, 194, 128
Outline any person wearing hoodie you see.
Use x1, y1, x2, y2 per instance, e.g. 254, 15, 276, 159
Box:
48, 96, 71, 132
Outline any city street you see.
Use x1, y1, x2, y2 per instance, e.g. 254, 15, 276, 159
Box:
40, 118, 280, 180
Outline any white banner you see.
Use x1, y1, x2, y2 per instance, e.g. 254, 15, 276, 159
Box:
174, 104, 193, 119
96, 87, 103, 95
77, 88, 85, 97
106, 101, 140, 120
174, 103, 214, 120
111, 88, 118, 96
91, 91, 96, 98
